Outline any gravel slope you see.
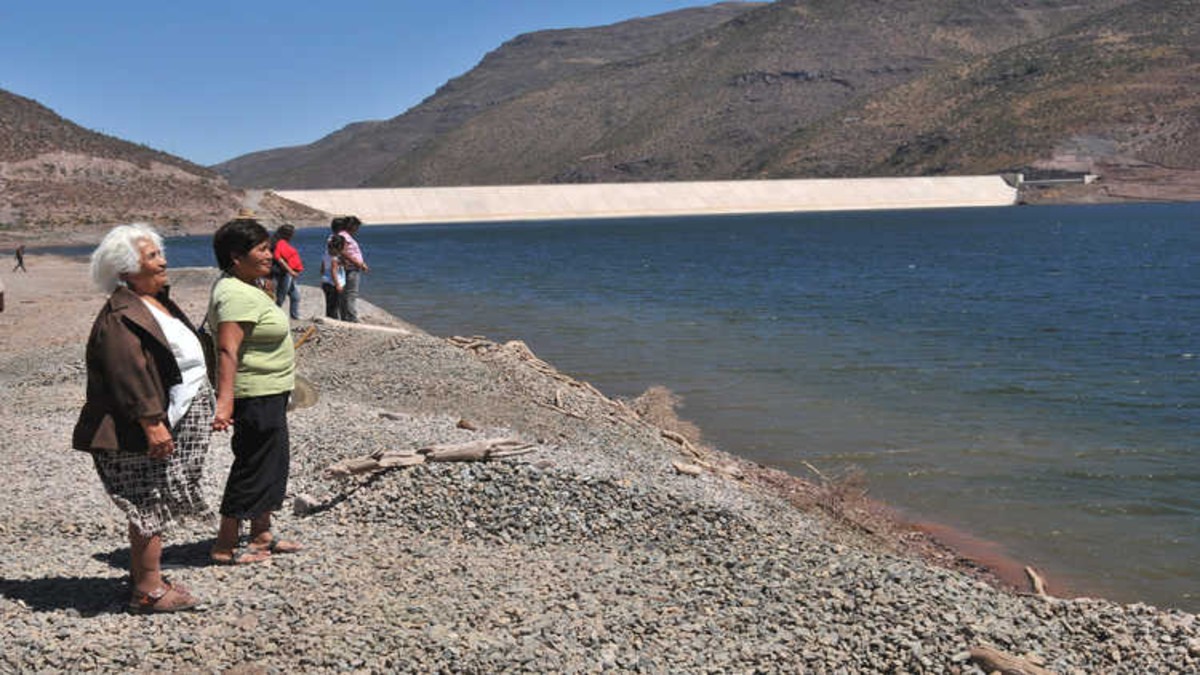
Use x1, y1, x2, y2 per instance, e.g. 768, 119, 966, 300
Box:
0, 258, 1196, 673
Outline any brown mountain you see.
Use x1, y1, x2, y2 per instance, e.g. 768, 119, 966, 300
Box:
215, 2, 764, 189
366, 0, 1131, 187
755, 0, 1200, 202
0, 88, 243, 238
214, 0, 1196, 199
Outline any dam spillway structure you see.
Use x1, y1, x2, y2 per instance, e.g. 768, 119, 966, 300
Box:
274, 175, 1018, 225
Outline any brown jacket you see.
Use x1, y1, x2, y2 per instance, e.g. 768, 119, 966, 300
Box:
72, 286, 200, 453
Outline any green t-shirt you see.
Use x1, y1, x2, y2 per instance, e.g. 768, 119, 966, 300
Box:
208, 275, 295, 398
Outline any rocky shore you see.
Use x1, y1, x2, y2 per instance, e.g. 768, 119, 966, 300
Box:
1, 256, 1197, 673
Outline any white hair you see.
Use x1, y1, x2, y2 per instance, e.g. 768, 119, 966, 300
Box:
89, 223, 165, 293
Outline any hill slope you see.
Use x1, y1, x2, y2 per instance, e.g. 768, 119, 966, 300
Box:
755, 0, 1200, 201
216, 0, 1180, 194
215, 2, 764, 189
368, 0, 1130, 187
0, 89, 242, 236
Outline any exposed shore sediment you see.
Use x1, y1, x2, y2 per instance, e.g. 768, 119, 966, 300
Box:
1, 256, 1197, 672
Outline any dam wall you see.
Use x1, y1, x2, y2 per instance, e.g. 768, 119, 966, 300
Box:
274, 176, 1017, 225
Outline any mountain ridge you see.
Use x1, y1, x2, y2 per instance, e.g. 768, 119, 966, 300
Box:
215, 0, 1197, 202
215, 2, 763, 189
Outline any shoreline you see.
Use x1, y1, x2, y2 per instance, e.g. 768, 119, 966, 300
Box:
2, 254, 1197, 671
0, 255, 1038, 593
0, 255, 1146, 604
6, 195, 1199, 252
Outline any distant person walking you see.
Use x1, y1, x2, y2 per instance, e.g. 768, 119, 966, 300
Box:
271, 224, 303, 320
12, 244, 27, 272
320, 234, 347, 320
332, 216, 368, 322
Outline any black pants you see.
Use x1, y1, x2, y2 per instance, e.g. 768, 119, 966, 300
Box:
322, 283, 342, 320
220, 391, 290, 519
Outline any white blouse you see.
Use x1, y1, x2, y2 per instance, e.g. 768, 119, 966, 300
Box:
143, 300, 208, 427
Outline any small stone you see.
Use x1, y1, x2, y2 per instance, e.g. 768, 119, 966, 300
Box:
293, 493, 322, 516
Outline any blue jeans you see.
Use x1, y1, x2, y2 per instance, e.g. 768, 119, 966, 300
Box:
275, 273, 301, 320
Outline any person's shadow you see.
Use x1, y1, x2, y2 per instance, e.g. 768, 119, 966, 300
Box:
0, 575, 127, 616
0, 540, 214, 615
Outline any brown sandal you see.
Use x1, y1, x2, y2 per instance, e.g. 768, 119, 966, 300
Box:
128, 580, 203, 614
248, 535, 303, 555
209, 548, 271, 566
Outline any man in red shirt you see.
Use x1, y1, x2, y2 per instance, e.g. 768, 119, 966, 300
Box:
272, 224, 304, 319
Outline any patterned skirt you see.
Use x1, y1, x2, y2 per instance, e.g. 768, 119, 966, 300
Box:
92, 382, 214, 538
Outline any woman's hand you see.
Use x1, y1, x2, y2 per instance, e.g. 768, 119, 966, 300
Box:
142, 419, 175, 459
211, 399, 234, 431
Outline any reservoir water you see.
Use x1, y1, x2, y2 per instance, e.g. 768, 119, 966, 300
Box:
160, 203, 1198, 611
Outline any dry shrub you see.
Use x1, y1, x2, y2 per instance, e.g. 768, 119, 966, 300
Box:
627, 385, 703, 446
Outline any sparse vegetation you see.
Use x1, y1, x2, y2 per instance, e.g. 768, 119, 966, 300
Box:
0, 89, 243, 235
212, 0, 1198, 203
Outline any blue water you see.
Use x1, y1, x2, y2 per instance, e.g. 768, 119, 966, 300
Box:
158, 203, 1199, 610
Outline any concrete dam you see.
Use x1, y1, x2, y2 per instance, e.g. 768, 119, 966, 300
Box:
274, 175, 1017, 225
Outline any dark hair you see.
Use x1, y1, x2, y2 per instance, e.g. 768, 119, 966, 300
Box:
326, 234, 346, 253
330, 215, 362, 233
276, 223, 296, 240
213, 218, 269, 270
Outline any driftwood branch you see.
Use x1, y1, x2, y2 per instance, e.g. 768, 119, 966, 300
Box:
316, 316, 411, 335
661, 429, 704, 459
420, 437, 535, 462
325, 437, 535, 478
968, 646, 1057, 675
294, 325, 318, 350
1025, 566, 1050, 599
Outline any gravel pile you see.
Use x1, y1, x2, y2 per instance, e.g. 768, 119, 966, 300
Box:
1, 270, 1197, 672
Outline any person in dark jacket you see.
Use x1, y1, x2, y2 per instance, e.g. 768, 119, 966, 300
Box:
73, 224, 212, 613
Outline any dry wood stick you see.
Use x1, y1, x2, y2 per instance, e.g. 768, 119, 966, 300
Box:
968, 646, 1057, 675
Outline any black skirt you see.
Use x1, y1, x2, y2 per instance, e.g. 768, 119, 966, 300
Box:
220, 391, 291, 519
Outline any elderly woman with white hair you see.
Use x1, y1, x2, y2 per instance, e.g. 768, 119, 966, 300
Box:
72, 223, 211, 613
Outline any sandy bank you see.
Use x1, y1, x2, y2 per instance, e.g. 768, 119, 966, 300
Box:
1, 256, 1196, 672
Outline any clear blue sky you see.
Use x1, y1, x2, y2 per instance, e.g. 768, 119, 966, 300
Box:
0, 1, 716, 167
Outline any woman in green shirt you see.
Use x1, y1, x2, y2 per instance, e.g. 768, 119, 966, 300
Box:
208, 216, 302, 564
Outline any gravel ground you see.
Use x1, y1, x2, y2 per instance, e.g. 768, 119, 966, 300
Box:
1, 259, 1197, 673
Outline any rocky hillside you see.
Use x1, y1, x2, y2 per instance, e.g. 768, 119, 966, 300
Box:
0, 88, 243, 239
364, 0, 1130, 188
215, 2, 764, 189
208, 0, 1200, 202
755, 0, 1200, 202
